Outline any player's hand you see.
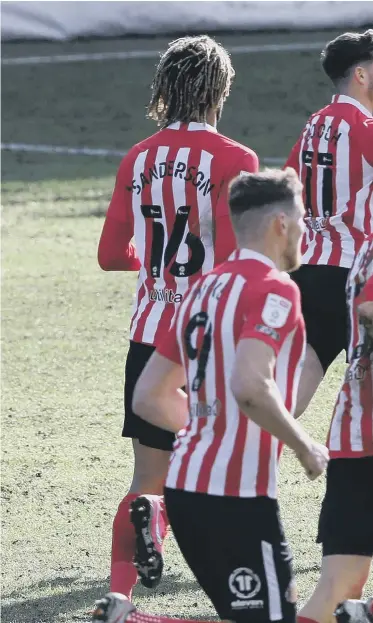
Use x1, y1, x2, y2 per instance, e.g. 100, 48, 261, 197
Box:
296, 442, 329, 480
358, 301, 373, 338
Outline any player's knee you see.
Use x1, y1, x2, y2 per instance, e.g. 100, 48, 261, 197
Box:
130, 469, 167, 494
131, 443, 170, 493
317, 565, 366, 604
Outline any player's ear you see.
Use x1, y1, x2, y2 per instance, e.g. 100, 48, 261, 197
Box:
353, 64, 366, 87
273, 212, 288, 237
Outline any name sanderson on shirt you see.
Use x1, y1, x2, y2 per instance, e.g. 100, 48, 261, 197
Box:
126, 159, 215, 196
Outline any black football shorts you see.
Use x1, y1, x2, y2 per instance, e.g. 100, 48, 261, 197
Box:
122, 340, 176, 451
317, 457, 373, 557
164, 488, 296, 623
291, 264, 349, 373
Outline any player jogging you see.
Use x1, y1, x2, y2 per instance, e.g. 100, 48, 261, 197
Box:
98, 35, 259, 598
93, 169, 329, 623
298, 236, 373, 623
284, 30, 373, 418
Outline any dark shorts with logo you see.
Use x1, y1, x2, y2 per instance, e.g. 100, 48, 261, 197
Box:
317, 457, 373, 557
122, 341, 176, 451
164, 488, 296, 623
290, 264, 349, 373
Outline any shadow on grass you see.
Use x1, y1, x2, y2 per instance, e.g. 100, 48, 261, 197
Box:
1, 564, 323, 622
1, 575, 201, 623
294, 563, 320, 575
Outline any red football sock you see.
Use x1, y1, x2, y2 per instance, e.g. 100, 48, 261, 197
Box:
297, 617, 320, 623
128, 613, 213, 623
159, 495, 169, 541
110, 493, 139, 598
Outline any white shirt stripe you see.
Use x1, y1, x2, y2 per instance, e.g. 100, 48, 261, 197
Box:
184, 272, 233, 491
208, 275, 246, 496
141, 146, 170, 344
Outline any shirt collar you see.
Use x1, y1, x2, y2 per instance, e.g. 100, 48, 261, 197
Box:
332, 94, 372, 118
228, 248, 276, 269
166, 121, 217, 133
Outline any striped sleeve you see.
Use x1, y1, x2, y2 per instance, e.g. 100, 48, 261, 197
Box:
284, 135, 302, 175
214, 148, 259, 265
157, 308, 182, 364
353, 119, 373, 167
239, 281, 299, 355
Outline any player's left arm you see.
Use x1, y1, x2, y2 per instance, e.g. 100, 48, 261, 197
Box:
230, 281, 328, 478
133, 315, 188, 433
284, 134, 302, 174
353, 119, 373, 167
98, 155, 141, 272
214, 149, 260, 264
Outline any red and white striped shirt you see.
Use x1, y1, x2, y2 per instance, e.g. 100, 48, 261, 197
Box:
158, 249, 305, 498
101, 122, 258, 346
327, 236, 373, 458
285, 95, 373, 268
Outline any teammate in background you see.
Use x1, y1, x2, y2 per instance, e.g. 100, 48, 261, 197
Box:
93, 169, 329, 623
284, 30, 373, 418
298, 236, 373, 623
97, 35, 259, 598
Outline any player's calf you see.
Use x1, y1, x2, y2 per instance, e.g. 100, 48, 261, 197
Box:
299, 555, 371, 623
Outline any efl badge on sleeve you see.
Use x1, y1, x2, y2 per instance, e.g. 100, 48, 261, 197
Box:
262, 293, 292, 328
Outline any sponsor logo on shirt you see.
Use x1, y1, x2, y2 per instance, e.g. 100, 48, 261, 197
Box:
149, 288, 183, 303
190, 399, 221, 418
307, 217, 329, 232
255, 324, 280, 341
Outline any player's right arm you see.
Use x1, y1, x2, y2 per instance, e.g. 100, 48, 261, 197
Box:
98, 156, 141, 272
230, 282, 329, 480
284, 134, 303, 175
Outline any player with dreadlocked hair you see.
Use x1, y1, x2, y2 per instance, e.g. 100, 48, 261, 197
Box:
147, 35, 234, 127
96, 35, 259, 619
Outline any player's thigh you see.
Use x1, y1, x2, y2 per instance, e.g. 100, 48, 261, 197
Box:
123, 341, 176, 453
291, 265, 349, 374
164, 489, 296, 623
317, 458, 373, 559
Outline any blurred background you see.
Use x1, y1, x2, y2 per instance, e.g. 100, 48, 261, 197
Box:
2, 3, 373, 623
2, 0, 373, 184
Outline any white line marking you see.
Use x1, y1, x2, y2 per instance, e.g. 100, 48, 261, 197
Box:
0, 142, 284, 165
1, 41, 324, 66
1, 142, 125, 157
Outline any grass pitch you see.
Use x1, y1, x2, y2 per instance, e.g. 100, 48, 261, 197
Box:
2, 29, 372, 623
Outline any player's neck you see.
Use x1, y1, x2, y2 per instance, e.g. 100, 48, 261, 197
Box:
205, 109, 217, 127
238, 242, 282, 270
340, 88, 373, 114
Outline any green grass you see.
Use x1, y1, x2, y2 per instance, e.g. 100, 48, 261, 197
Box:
1, 29, 346, 176
2, 31, 372, 623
